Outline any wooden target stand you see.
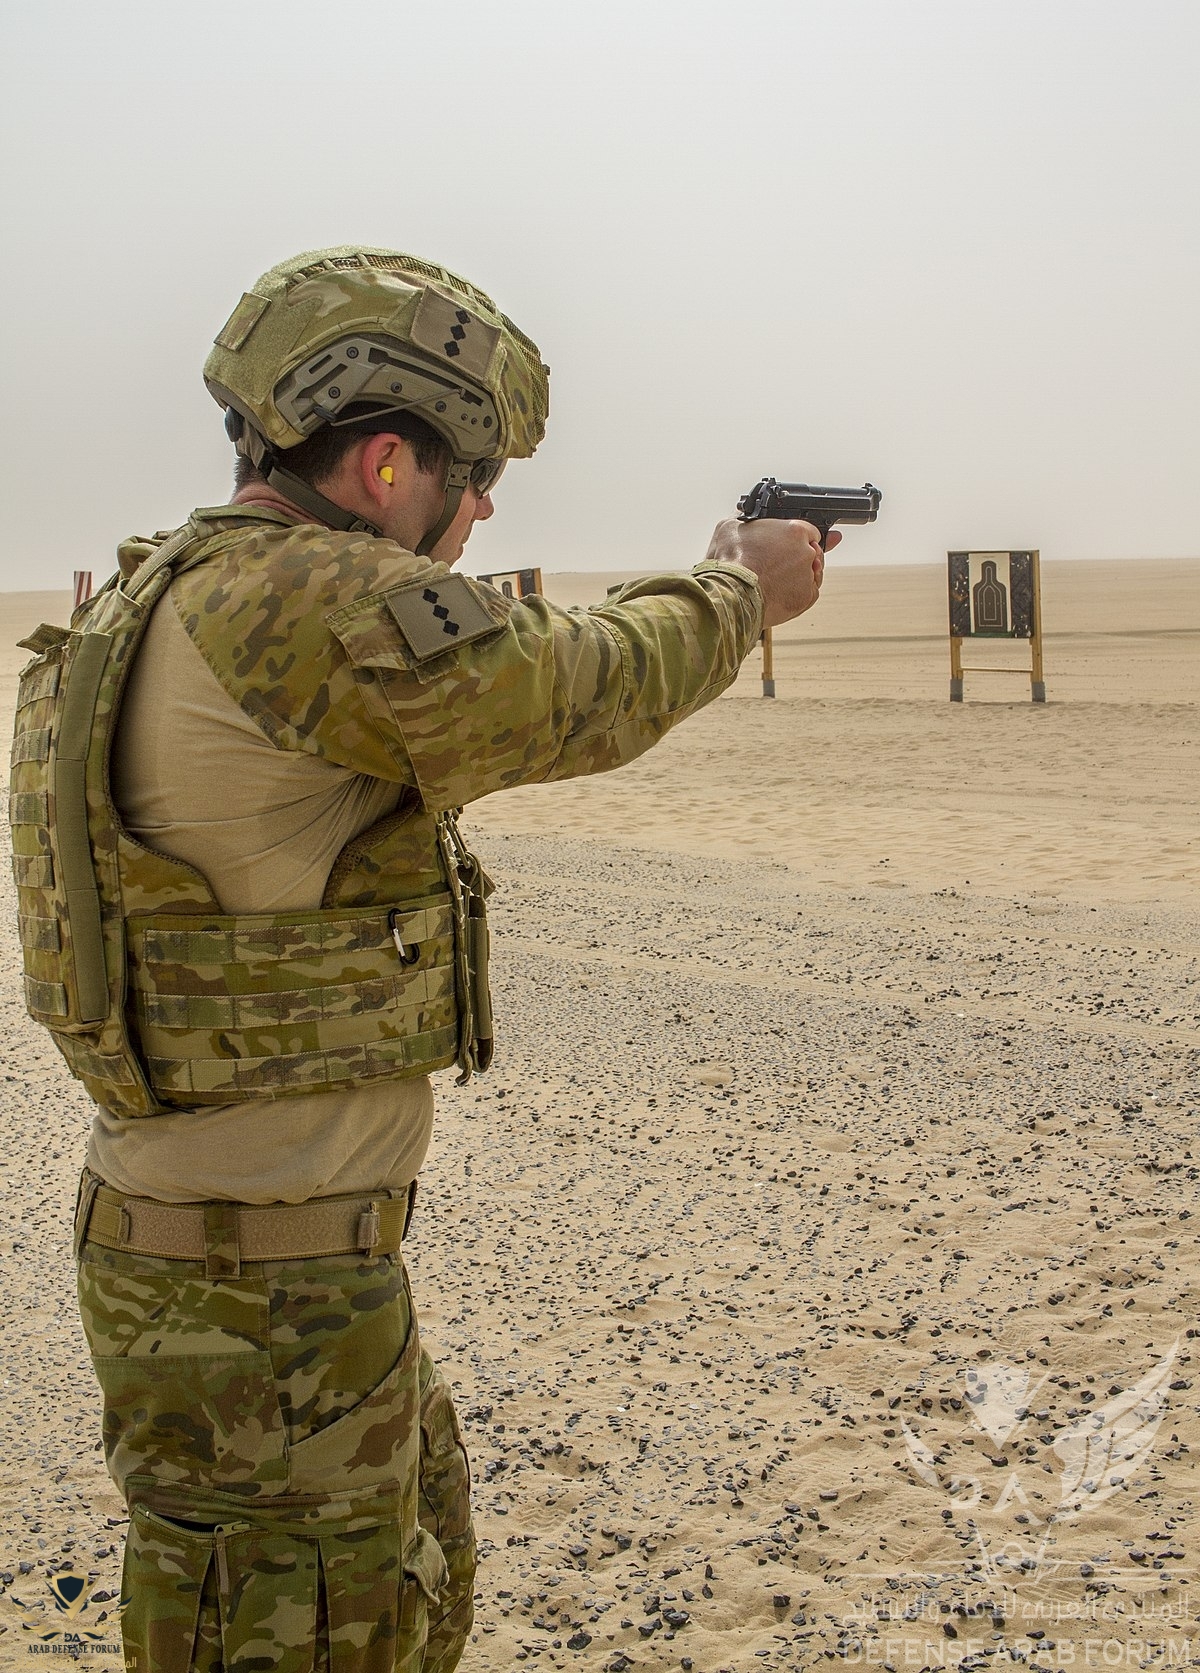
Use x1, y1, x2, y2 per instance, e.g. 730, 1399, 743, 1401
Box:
477, 566, 543, 601
760, 628, 775, 697
948, 549, 1046, 703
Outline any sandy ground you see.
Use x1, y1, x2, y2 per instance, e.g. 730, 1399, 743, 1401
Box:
0, 559, 1196, 1671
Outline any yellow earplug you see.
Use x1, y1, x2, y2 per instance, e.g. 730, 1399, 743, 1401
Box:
378, 466, 394, 484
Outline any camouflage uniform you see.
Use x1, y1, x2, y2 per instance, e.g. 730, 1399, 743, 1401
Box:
55, 504, 763, 1670
79, 1241, 468, 1672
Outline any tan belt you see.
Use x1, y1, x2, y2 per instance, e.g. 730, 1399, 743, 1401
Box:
75, 1171, 415, 1279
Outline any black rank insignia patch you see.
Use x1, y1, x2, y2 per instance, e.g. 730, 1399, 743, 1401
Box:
383, 574, 503, 661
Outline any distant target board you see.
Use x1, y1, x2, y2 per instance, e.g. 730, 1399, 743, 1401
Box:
477, 567, 542, 600
947, 550, 1045, 703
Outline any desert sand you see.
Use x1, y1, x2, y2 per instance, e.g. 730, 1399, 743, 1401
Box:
0, 558, 1196, 1671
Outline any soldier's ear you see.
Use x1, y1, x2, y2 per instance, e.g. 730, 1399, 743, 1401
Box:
361, 434, 406, 507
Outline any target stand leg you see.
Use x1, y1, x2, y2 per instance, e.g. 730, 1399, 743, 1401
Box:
760, 627, 775, 698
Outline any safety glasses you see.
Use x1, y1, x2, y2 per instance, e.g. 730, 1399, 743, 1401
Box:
468, 457, 506, 496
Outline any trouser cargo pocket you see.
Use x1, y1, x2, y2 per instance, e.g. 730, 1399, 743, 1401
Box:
77, 1243, 286, 1498
121, 1488, 448, 1673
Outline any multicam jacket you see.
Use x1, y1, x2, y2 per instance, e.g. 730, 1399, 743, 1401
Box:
10, 505, 762, 1118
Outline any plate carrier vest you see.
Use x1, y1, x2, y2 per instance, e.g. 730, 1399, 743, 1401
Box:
9, 522, 494, 1118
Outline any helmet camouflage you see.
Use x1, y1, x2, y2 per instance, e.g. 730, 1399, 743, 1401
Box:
204, 245, 549, 468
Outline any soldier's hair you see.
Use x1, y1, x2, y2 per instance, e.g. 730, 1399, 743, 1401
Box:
233, 408, 452, 491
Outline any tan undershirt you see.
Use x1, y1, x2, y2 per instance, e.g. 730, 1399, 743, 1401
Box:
87, 598, 435, 1205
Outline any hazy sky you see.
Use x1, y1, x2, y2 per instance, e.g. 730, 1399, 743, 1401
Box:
2, 0, 1197, 585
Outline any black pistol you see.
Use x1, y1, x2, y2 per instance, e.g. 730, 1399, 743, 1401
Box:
737, 478, 882, 548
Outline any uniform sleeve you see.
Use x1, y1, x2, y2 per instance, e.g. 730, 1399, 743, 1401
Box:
323, 562, 763, 811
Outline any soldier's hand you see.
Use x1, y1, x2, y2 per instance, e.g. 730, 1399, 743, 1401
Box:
705, 518, 840, 628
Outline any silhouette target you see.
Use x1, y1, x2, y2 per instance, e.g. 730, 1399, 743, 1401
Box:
948, 552, 1035, 638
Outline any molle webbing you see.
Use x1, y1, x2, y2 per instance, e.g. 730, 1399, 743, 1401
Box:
52, 633, 111, 1022
9, 528, 218, 1116
10, 628, 112, 1027
126, 896, 459, 1102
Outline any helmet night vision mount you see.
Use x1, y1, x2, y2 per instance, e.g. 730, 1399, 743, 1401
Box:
205, 246, 549, 552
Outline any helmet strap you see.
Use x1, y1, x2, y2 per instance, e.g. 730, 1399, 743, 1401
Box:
264, 462, 383, 538
233, 416, 383, 538
416, 462, 471, 557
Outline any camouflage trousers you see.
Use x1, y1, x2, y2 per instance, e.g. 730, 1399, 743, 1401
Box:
77, 1232, 475, 1672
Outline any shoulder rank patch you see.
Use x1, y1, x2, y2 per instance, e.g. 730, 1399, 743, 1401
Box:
383, 574, 503, 661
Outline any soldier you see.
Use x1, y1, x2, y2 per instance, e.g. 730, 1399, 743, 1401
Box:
9, 246, 835, 1671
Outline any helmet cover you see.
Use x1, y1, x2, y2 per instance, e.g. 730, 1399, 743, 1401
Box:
204, 245, 549, 466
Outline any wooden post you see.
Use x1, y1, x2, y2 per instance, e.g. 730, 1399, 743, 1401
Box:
949, 634, 963, 702
1030, 549, 1046, 702
761, 628, 775, 698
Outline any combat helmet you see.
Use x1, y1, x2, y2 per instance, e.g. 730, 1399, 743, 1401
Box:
204, 245, 550, 551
